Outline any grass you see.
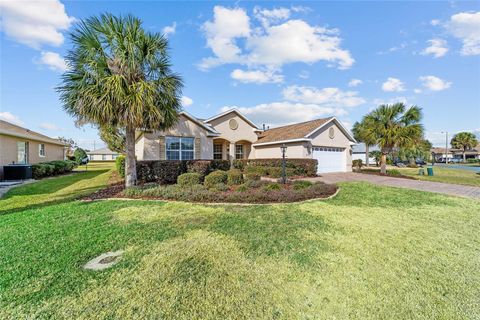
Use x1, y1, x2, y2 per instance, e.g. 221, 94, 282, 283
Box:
396, 166, 480, 187
0, 164, 479, 319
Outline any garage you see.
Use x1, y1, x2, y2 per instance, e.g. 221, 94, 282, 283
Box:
312, 147, 347, 174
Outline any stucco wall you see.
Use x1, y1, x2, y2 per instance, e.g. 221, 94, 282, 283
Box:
207, 113, 258, 144
88, 154, 117, 161
0, 134, 65, 178
253, 142, 309, 159
309, 121, 353, 170
136, 115, 214, 160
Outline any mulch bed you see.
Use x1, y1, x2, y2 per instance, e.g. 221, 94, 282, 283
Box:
82, 182, 125, 201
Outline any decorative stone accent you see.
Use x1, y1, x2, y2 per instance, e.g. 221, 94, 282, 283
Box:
84, 250, 124, 271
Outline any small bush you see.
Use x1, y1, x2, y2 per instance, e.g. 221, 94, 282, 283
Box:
74, 148, 87, 164
245, 179, 266, 189
467, 158, 480, 163
245, 166, 267, 176
227, 169, 243, 185
32, 164, 47, 179
265, 167, 296, 178
352, 159, 363, 171
177, 173, 201, 186
186, 161, 211, 180
293, 180, 313, 190
31, 160, 77, 179
236, 183, 249, 192
204, 170, 228, 189
262, 182, 281, 191
244, 172, 261, 181
210, 160, 231, 171
387, 169, 402, 176
116, 155, 126, 178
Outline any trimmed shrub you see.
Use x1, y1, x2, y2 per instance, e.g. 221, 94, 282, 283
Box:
244, 172, 261, 181
352, 159, 363, 171
227, 169, 243, 185
245, 166, 267, 176
177, 173, 201, 186
212, 183, 229, 192
236, 183, 249, 192
204, 170, 228, 189
32, 164, 47, 179
31, 160, 77, 179
293, 180, 313, 190
210, 160, 231, 171
116, 155, 126, 178
186, 160, 211, 180
234, 158, 317, 176
74, 148, 88, 164
265, 167, 296, 178
262, 182, 281, 191
245, 179, 266, 188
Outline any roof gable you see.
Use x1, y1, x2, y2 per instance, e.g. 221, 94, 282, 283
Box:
0, 120, 66, 146
205, 108, 259, 130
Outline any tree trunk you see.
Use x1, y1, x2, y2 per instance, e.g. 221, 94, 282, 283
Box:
125, 125, 137, 187
380, 153, 387, 174
365, 144, 370, 167
463, 150, 466, 163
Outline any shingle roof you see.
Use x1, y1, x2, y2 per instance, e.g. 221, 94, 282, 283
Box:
0, 120, 66, 146
86, 147, 119, 155
254, 117, 333, 144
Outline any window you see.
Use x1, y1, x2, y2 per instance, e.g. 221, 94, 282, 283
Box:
166, 137, 194, 160
213, 144, 223, 160
17, 141, 29, 164
235, 144, 244, 160
39, 144, 45, 157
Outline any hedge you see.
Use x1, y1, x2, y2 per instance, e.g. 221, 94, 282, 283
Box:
32, 160, 77, 179
116, 155, 126, 178
233, 158, 317, 177
227, 169, 243, 185
132, 159, 231, 184
204, 170, 228, 189
177, 172, 201, 186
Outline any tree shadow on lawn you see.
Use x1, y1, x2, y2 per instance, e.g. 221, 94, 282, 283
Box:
0, 169, 110, 216
329, 182, 466, 209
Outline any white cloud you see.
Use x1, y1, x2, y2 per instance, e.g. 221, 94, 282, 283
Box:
419, 75, 452, 91
221, 102, 346, 127
38, 51, 67, 72
447, 11, 480, 55
430, 19, 441, 26
231, 68, 283, 84
348, 79, 363, 87
421, 39, 449, 58
414, 88, 422, 94
181, 96, 193, 106
39, 122, 61, 130
0, 0, 74, 48
0, 111, 24, 126
382, 77, 405, 92
282, 85, 365, 108
298, 70, 309, 79
372, 96, 409, 106
200, 6, 354, 72
162, 22, 176, 38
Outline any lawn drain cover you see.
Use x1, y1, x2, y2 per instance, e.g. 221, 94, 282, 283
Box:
84, 250, 124, 271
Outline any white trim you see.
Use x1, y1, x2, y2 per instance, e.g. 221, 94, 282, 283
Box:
252, 138, 312, 147
205, 108, 259, 129
305, 117, 356, 143
165, 136, 195, 160
179, 111, 221, 136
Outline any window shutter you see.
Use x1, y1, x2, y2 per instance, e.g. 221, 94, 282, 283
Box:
159, 136, 166, 160
195, 137, 201, 159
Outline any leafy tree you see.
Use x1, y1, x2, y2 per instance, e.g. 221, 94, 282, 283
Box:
451, 132, 478, 162
58, 14, 183, 187
99, 125, 126, 154
364, 103, 424, 174
399, 139, 432, 165
58, 137, 77, 157
352, 118, 376, 167
369, 150, 382, 166
74, 148, 87, 164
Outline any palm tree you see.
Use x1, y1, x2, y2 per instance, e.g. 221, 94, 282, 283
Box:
352, 118, 376, 167
58, 14, 183, 187
451, 132, 478, 163
364, 103, 424, 174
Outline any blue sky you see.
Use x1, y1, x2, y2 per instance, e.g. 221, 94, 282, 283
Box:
1, 1, 479, 149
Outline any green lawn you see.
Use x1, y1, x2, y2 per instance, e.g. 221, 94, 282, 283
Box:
0, 164, 479, 319
396, 166, 480, 187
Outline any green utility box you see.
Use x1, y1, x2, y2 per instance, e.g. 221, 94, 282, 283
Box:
427, 167, 434, 176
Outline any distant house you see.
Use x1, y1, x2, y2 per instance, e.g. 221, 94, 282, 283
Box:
431, 144, 480, 162
86, 148, 120, 161
0, 120, 66, 179
352, 143, 380, 164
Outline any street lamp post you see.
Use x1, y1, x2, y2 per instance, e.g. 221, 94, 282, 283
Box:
441, 131, 448, 165
280, 144, 287, 184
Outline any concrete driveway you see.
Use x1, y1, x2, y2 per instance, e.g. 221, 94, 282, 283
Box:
306, 172, 480, 200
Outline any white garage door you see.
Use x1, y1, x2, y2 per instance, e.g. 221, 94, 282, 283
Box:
312, 147, 347, 174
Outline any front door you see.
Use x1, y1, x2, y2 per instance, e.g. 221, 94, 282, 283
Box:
17, 141, 29, 164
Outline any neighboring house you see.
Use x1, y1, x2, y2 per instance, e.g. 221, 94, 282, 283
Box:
0, 120, 66, 179
352, 143, 380, 164
87, 148, 120, 161
431, 144, 480, 162
135, 109, 356, 174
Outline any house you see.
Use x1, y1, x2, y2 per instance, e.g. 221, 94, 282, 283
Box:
0, 120, 66, 179
135, 109, 356, 174
352, 143, 380, 164
87, 148, 120, 161
431, 144, 480, 162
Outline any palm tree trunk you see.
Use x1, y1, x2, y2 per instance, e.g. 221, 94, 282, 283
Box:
380, 153, 387, 174
463, 150, 466, 163
125, 125, 137, 187
365, 144, 370, 167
